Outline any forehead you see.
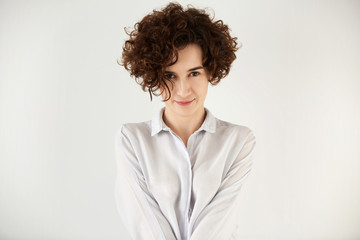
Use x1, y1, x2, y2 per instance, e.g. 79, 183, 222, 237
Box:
166, 44, 203, 71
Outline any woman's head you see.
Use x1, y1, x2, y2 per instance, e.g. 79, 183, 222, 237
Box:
120, 2, 239, 101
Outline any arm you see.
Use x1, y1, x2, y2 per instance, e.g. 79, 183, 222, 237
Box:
190, 130, 256, 240
114, 126, 176, 240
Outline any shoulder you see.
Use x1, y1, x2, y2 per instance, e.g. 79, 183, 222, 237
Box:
215, 118, 255, 142
213, 118, 256, 158
115, 120, 152, 143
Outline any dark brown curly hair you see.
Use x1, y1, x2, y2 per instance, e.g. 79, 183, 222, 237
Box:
120, 2, 240, 101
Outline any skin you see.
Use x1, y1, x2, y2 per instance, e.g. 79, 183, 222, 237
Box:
160, 43, 210, 147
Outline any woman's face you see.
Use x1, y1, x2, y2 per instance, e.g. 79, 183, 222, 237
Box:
161, 44, 210, 118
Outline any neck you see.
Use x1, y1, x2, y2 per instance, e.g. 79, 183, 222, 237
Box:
163, 107, 206, 146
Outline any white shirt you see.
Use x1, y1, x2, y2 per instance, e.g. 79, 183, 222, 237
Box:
114, 107, 256, 240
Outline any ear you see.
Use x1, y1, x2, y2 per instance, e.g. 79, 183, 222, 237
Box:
207, 70, 213, 82
209, 74, 213, 81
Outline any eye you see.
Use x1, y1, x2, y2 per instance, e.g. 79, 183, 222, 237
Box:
189, 71, 200, 77
164, 73, 176, 80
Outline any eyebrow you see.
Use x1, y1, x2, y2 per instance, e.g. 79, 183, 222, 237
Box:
188, 66, 204, 71
165, 66, 204, 73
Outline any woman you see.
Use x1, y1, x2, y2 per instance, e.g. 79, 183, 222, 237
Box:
114, 3, 256, 240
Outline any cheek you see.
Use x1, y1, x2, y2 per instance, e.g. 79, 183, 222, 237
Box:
198, 81, 209, 96
160, 85, 173, 101
161, 90, 169, 101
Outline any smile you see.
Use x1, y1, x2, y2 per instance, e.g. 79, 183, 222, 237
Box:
175, 99, 195, 106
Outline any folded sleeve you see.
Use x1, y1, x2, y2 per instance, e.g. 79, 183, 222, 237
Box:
190, 129, 256, 240
114, 125, 176, 240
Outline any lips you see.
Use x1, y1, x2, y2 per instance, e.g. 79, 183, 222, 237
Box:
175, 99, 195, 106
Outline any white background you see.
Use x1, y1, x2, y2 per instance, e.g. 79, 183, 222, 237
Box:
1, 0, 359, 239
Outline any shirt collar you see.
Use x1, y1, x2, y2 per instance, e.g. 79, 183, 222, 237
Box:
151, 107, 217, 136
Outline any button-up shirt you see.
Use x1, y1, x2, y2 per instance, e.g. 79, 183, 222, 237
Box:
114, 107, 256, 240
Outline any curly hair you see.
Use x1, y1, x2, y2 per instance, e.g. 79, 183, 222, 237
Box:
119, 2, 240, 101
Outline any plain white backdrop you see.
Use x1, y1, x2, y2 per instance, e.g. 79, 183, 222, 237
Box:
0, 0, 359, 239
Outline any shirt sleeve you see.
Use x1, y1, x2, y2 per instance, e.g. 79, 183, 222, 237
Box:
189, 129, 256, 240
114, 125, 176, 240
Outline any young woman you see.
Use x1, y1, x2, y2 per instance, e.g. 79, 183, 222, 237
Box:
114, 3, 256, 240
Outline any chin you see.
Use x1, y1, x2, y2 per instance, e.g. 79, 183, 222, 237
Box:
175, 104, 201, 115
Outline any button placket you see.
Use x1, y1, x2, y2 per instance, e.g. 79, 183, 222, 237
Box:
169, 130, 192, 239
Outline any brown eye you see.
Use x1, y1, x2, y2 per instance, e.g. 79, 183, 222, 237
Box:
189, 72, 200, 77
164, 73, 176, 79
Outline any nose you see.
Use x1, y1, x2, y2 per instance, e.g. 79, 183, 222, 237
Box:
176, 77, 191, 98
